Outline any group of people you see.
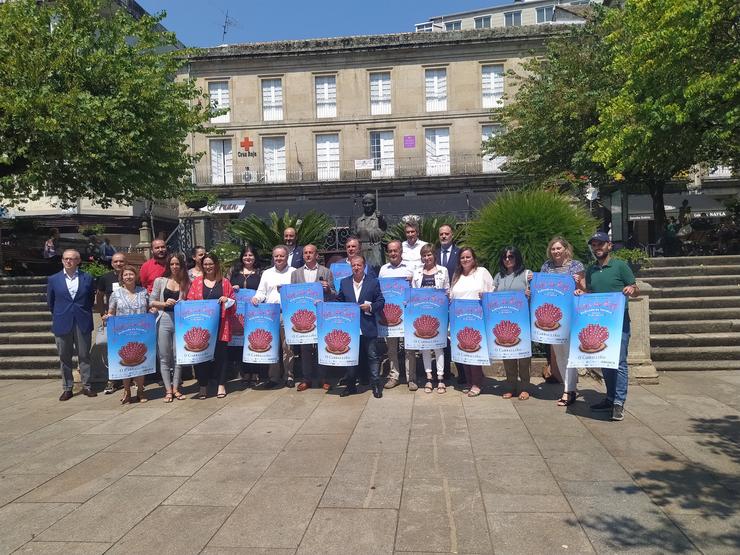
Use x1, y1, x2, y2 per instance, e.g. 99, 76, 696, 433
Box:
47, 222, 637, 422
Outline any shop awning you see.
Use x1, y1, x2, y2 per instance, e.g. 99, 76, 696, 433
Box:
628, 194, 727, 221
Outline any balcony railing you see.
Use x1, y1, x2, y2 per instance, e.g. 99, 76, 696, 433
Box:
195, 154, 507, 187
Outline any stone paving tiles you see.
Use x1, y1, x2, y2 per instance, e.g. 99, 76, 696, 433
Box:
0, 371, 737, 554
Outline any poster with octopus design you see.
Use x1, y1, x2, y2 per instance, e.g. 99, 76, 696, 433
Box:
174, 300, 220, 365
107, 313, 157, 379
242, 302, 281, 364
482, 291, 532, 360
317, 302, 360, 367
376, 278, 410, 338
404, 288, 449, 350
449, 299, 490, 365
280, 282, 323, 345
529, 272, 574, 345
567, 293, 626, 369
228, 289, 257, 347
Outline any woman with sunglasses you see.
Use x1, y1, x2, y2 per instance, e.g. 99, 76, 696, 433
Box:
493, 246, 533, 400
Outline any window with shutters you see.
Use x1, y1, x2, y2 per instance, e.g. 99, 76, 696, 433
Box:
504, 11, 522, 27
445, 20, 461, 31
370, 72, 391, 115
425, 68, 447, 112
208, 81, 230, 124
316, 134, 340, 181
482, 125, 507, 173
482, 65, 504, 109
474, 16, 491, 29
262, 136, 286, 183
210, 139, 233, 185
425, 128, 450, 176
370, 131, 394, 178
315, 75, 337, 118
261, 78, 283, 121
537, 6, 555, 23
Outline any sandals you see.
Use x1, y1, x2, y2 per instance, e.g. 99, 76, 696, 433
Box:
502, 392, 514, 399
437, 382, 447, 394
557, 392, 577, 407
164, 392, 173, 403
121, 391, 132, 405
136, 388, 147, 403
196, 387, 207, 400
424, 381, 434, 394
173, 391, 186, 400
467, 388, 481, 397
518, 391, 530, 401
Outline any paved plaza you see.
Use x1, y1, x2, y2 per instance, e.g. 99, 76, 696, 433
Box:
0, 371, 738, 554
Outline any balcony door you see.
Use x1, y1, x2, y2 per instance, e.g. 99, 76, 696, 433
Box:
263, 137, 286, 183
210, 139, 233, 185
370, 131, 394, 178
425, 127, 450, 176
316, 134, 340, 181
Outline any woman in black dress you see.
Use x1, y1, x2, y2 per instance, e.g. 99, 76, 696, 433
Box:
228, 245, 264, 385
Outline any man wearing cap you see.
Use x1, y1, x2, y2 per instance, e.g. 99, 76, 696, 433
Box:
576, 232, 639, 421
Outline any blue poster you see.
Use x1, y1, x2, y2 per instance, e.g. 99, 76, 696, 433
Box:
377, 278, 409, 338
482, 291, 532, 360
107, 313, 157, 379
280, 282, 323, 345
449, 299, 489, 365
530, 273, 575, 345
317, 302, 360, 367
568, 293, 626, 369
228, 289, 256, 347
174, 300, 220, 365
329, 262, 352, 294
404, 288, 449, 350
242, 302, 281, 364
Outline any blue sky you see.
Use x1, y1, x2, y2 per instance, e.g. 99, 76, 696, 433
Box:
137, 1, 510, 47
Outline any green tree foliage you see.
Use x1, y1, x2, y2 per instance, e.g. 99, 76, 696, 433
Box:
467, 189, 597, 272
0, 0, 217, 208
384, 215, 466, 246
229, 211, 335, 259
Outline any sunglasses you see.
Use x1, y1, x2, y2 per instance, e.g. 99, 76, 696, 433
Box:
503, 254, 515, 260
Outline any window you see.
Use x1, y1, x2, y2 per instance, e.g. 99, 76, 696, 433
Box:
370, 72, 391, 115
316, 134, 340, 181
504, 11, 522, 27
208, 81, 230, 124
474, 16, 491, 29
425, 128, 450, 176
315, 75, 337, 118
370, 131, 394, 178
210, 139, 232, 185
445, 20, 461, 31
537, 5, 555, 23
261, 78, 283, 121
482, 125, 507, 173
482, 64, 504, 108
415, 22, 433, 33
262, 137, 286, 183
425, 68, 447, 112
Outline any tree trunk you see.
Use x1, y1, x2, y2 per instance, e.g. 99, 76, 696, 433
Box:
647, 178, 667, 242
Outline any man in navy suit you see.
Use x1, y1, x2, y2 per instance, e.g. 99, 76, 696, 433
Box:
47, 249, 97, 401
436, 224, 463, 383
284, 227, 304, 269
335, 255, 385, 398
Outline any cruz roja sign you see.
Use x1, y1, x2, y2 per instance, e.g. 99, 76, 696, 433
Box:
238, 137, 257, 158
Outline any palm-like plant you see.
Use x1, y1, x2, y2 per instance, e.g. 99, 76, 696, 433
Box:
467, 188, 598, 271
384, 215, 467, 246
228, 210, 335, 259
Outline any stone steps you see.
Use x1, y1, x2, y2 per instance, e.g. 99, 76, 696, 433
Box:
0, 343, 59, 357
652, 345, 740, 361
640, 264, 740, 277
648, 255, 740, 267
0, 292, 47, 302
649, 307, 740, 321
651, 320, 740, 334
654, 360, 740, 371
651, 332, 740, 347
650, 296, 740, 310
0, 332, 54, 345
650, 285, 740, 299
642, 275, 740, 287
0, 321, 52, 333
0, 355, 65, 370
0, 284, 47, 294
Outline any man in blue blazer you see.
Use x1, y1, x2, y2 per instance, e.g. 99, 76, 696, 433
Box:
436, 224, 463, 383
47, 249, 97, 400
335, 255, 385, 398
284, 227, 304, 269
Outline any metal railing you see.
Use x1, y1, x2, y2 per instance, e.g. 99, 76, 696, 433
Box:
194, 154, 507, 187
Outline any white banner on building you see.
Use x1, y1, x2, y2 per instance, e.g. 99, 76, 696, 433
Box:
354, 159, 374, 170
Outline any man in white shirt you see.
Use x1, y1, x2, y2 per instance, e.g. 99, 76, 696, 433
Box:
401, 220, 428, 272
252, 245, 297, 388
378, 240, 416, 390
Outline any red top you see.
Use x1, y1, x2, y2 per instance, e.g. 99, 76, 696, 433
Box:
186, 276, 236, 343
139, 258, 167, 293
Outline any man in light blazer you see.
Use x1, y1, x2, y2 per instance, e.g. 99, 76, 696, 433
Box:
291, 244, 336, 391
436, 224, 462, 383
336, 255, 385, 398
47, 249, 97, 400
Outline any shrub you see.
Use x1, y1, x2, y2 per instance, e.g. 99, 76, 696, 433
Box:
209, 242, 241, 270
611, 247, 651, 269
81, 260, 109, 277
384, 215, 467, 246
467, 188, 598, 272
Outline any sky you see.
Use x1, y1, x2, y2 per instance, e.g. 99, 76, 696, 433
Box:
136, 0, 510, 47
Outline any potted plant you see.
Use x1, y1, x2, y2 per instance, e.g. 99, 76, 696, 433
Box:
182, 190, 218, 211
79, 223, 105, 237
611, 247, 651, 274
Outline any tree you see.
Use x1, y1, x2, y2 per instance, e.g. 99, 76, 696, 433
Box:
0, 0, 217, 209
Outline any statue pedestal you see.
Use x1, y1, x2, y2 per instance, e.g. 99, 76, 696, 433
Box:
628, 279, 659, 384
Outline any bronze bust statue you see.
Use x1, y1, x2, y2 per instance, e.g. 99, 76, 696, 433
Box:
352, 193, 387, 269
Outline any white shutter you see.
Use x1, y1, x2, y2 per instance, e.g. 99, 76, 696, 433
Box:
210, 139, 233, 185
425, 68, 447, 112
208, 81, 230, 123
482, 65, 504, 108
371, 131, 394, 178
370, 72, 391, 115
263, 137, 286, 183
482, 125, 507, 173
315, 75, 337, 118
425, 128, 450, 176
316, 134, 340, 181
262, 79, 283, 121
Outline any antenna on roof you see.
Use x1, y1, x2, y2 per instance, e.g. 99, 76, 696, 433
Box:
221, 10, 238, 43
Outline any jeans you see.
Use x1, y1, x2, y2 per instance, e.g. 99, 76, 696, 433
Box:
602, 331, 630, 406
347, 337, 380, 385
157, 311, 182, 391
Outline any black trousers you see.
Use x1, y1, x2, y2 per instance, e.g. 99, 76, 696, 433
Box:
195, 340, 228, 387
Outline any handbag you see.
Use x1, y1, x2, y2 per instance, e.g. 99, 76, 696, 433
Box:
95, 324, 108, 346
